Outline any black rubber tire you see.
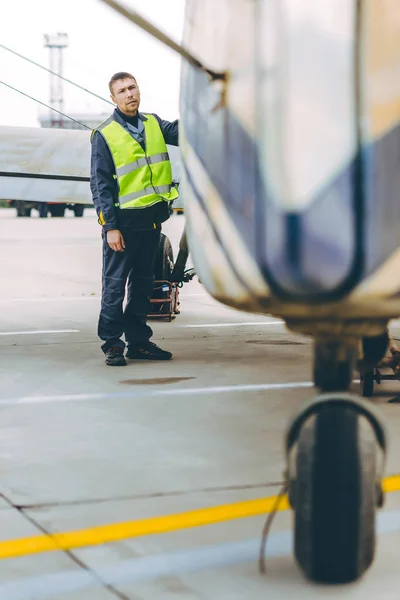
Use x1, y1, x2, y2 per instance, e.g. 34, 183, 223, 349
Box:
73, 204, 84, 217
154, 233, 174, 281
313, 343, 353, 392
361, 370, 375, 398
362, 332, 390, 366
49, 204, 65, 217
152, 234, 174, 315
294, 404, 377, 584
16, 201, 31, 217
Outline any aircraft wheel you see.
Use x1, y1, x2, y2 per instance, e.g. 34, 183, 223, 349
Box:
313, 341, 354, 392
293, 402, 377, 583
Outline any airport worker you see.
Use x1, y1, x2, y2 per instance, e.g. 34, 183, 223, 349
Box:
90, 72, 179, 366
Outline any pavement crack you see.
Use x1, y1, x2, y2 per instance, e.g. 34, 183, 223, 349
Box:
0, 340, 98, 348
0, 493, 130, 600
15, 481, 285, 511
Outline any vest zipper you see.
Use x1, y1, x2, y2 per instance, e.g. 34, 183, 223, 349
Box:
144, 146, 160, 198
130, 121, 169, 202
142, 123, 170, 202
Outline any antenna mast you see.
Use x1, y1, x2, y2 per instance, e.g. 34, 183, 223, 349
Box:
43, 33, 69, 128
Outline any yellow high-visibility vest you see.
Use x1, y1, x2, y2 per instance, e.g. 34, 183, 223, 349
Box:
92, 114, 178, 209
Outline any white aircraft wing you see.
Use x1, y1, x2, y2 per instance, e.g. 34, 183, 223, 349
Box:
0, 125, 182, 205
0, 125, 92, 204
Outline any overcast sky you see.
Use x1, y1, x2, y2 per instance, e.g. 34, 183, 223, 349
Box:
0, 0, 185, 127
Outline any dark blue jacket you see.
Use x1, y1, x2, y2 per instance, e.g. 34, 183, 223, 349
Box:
90, 108, 179, 231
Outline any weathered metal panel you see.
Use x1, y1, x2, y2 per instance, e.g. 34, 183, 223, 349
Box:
0, 125, 181, 204
0, 126, 91, 177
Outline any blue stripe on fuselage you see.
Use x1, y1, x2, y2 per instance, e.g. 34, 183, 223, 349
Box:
181, 63, 400, 301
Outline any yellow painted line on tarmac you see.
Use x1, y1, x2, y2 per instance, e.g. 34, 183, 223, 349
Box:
0, 475, 399, 561
383, 474, 400, 493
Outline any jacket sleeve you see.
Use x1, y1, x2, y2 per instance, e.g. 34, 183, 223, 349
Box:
153, 114, 179, 146
90, 131, 119, 232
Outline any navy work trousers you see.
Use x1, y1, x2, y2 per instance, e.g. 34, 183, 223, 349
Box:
98, 226, 161, 353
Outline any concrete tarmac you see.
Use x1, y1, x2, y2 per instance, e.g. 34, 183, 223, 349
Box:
1, 207, 400, 599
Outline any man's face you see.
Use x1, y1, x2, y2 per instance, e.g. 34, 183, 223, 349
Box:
111, 77, 140, 115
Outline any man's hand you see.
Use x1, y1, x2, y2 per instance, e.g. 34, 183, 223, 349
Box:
106, 229, 125, 252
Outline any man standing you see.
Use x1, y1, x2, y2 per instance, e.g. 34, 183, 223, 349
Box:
90, 72, 179, 366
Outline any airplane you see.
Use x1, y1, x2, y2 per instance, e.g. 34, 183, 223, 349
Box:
1, 0, 400, 586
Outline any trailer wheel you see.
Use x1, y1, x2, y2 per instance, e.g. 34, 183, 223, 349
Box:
49, 204, 65, 217
152, 234, 174, 315
73, 204, 84, 217
361, 370, 375, 398
154, 233, 174, 281
293, 403, 377, 583
362, 332, 390, 366
16, 201, 31, 217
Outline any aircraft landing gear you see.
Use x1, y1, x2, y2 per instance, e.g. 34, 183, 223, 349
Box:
285, 339, 387, 584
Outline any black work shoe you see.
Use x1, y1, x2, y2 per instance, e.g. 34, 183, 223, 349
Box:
126, 341, 173, 361
105, 346, 127, 366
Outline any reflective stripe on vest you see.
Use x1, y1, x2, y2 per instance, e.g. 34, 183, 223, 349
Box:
93, 114, 178, 209
116, 152, 169, 177
119, 184, 173, 206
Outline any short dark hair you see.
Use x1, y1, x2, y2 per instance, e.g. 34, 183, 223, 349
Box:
108, 72, 137, 94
